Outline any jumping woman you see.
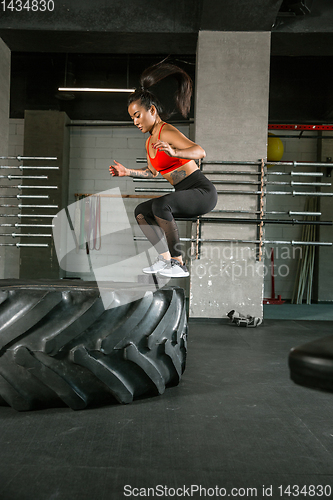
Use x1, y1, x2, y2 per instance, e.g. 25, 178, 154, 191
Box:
109, 63, 217, 278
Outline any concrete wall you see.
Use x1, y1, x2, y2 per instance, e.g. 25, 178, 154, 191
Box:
0, 39, 11, 279
9, 119, 24, 156
19, 110, 70, 279
68, 125, 148, 204
2, 119, 24, 278
191, 31, 271, 319
317, 133, 333, 301
0, 40, 10, 154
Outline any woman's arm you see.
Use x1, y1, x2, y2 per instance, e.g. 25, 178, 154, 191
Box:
109, 159, 158, 178
152, 125, 206, 160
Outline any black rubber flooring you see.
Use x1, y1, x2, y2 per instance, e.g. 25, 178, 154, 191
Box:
1, 319, 333, 500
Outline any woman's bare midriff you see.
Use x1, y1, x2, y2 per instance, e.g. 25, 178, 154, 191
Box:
162, 160, 199, 186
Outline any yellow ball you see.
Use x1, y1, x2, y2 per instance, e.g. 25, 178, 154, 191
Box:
267, 133, 284, 163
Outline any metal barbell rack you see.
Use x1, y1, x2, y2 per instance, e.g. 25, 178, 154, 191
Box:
0, 233, 52, 238
201, 159, 332, 168
268, 171, 323, 177
0, 204, 58, 209
0, 155, 57, 161
134, 187, 333, 197
0, 223, 54, 228
136, 158, 332, 169
205, 171, 324, 177
0, 213, 56, 218
0, 175, 48, 180
0, 195, 49, 199
0, 155, 59, 248
134, 235, 332, 247
177, 217, 332, 226
0, 243, 49, 247
212, 209, 322, 216
133, 178, 330, 186
133, 171, 324, 178
133, 157, 333, 254
1, 165, 59, 170
0, 184, 58, 190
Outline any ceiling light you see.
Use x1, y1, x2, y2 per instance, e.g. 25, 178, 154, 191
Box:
58, 87, 135, 93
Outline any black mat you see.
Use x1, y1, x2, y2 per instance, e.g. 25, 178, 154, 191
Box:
1, 319, 333, 500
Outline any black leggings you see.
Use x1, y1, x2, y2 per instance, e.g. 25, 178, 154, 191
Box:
135, 170, 217, 258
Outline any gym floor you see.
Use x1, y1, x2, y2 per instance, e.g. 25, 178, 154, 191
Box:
0, 318, 333, 500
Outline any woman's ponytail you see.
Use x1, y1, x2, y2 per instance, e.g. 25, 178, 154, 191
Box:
128, 62, 193, 119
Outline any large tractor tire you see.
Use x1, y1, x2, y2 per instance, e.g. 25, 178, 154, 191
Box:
0, 280, 187, 411
289, 335, 333, 392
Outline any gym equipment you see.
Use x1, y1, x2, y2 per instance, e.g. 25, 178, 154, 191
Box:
269, 172, 323, 177
0, 156, 59, 247
136, 179, 330, 187
95, 158, 333, 259
0, 175, 48, 180
0, 195, 49, 199
267, 133, 284, 162
134, 187, 333, 197
267, 191, 333, 197
0, 204, 58, 208
0, 213, 55, 218
0, 224, 54, 228
201, 160, 332, 167
0, 156, 57, 161
263, 248, 285, 305
0, 185, 57, 190
0, 280, 187, 411
134, 170, 324, 177
0, 233, 52, 238
134, 235, 332, 246
1, 165, 59, 170
227, 309, 262, 327
292, 198, 318, 304
74, 195, 101, 251
212, 210, 322, 216
289, 336, 333, 392
0, 243, 48, 247
177, 217, 332, 226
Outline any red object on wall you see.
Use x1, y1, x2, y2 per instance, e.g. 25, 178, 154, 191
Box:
263, 248, 285, 305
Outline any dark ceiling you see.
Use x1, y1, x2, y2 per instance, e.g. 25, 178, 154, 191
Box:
1, 0, 333, 123
9, 53, 197, 121
0, 0, 283, 51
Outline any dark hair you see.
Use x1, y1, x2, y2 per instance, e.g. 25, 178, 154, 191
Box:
128, 62, 193, 119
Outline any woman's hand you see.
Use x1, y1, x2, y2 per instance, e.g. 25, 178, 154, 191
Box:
109, 160, 128, 177
152, 140, 177, 157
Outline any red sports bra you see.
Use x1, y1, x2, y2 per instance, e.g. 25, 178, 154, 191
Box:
147, 123, 190, 174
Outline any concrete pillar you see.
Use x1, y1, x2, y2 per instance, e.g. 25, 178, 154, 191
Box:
0, 39, 11, 279
317, 135, 333, 301
190, 31, 271, 319
19, 110, 70, 279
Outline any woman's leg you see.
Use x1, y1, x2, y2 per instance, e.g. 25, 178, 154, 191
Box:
150, 179, 217, 262
134, 199, 169, 256
151, 198, 182, 259
135, 172, 217, 275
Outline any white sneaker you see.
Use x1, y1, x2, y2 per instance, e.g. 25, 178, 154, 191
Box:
142, 255, 170, 274
158, 259, 189, 278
